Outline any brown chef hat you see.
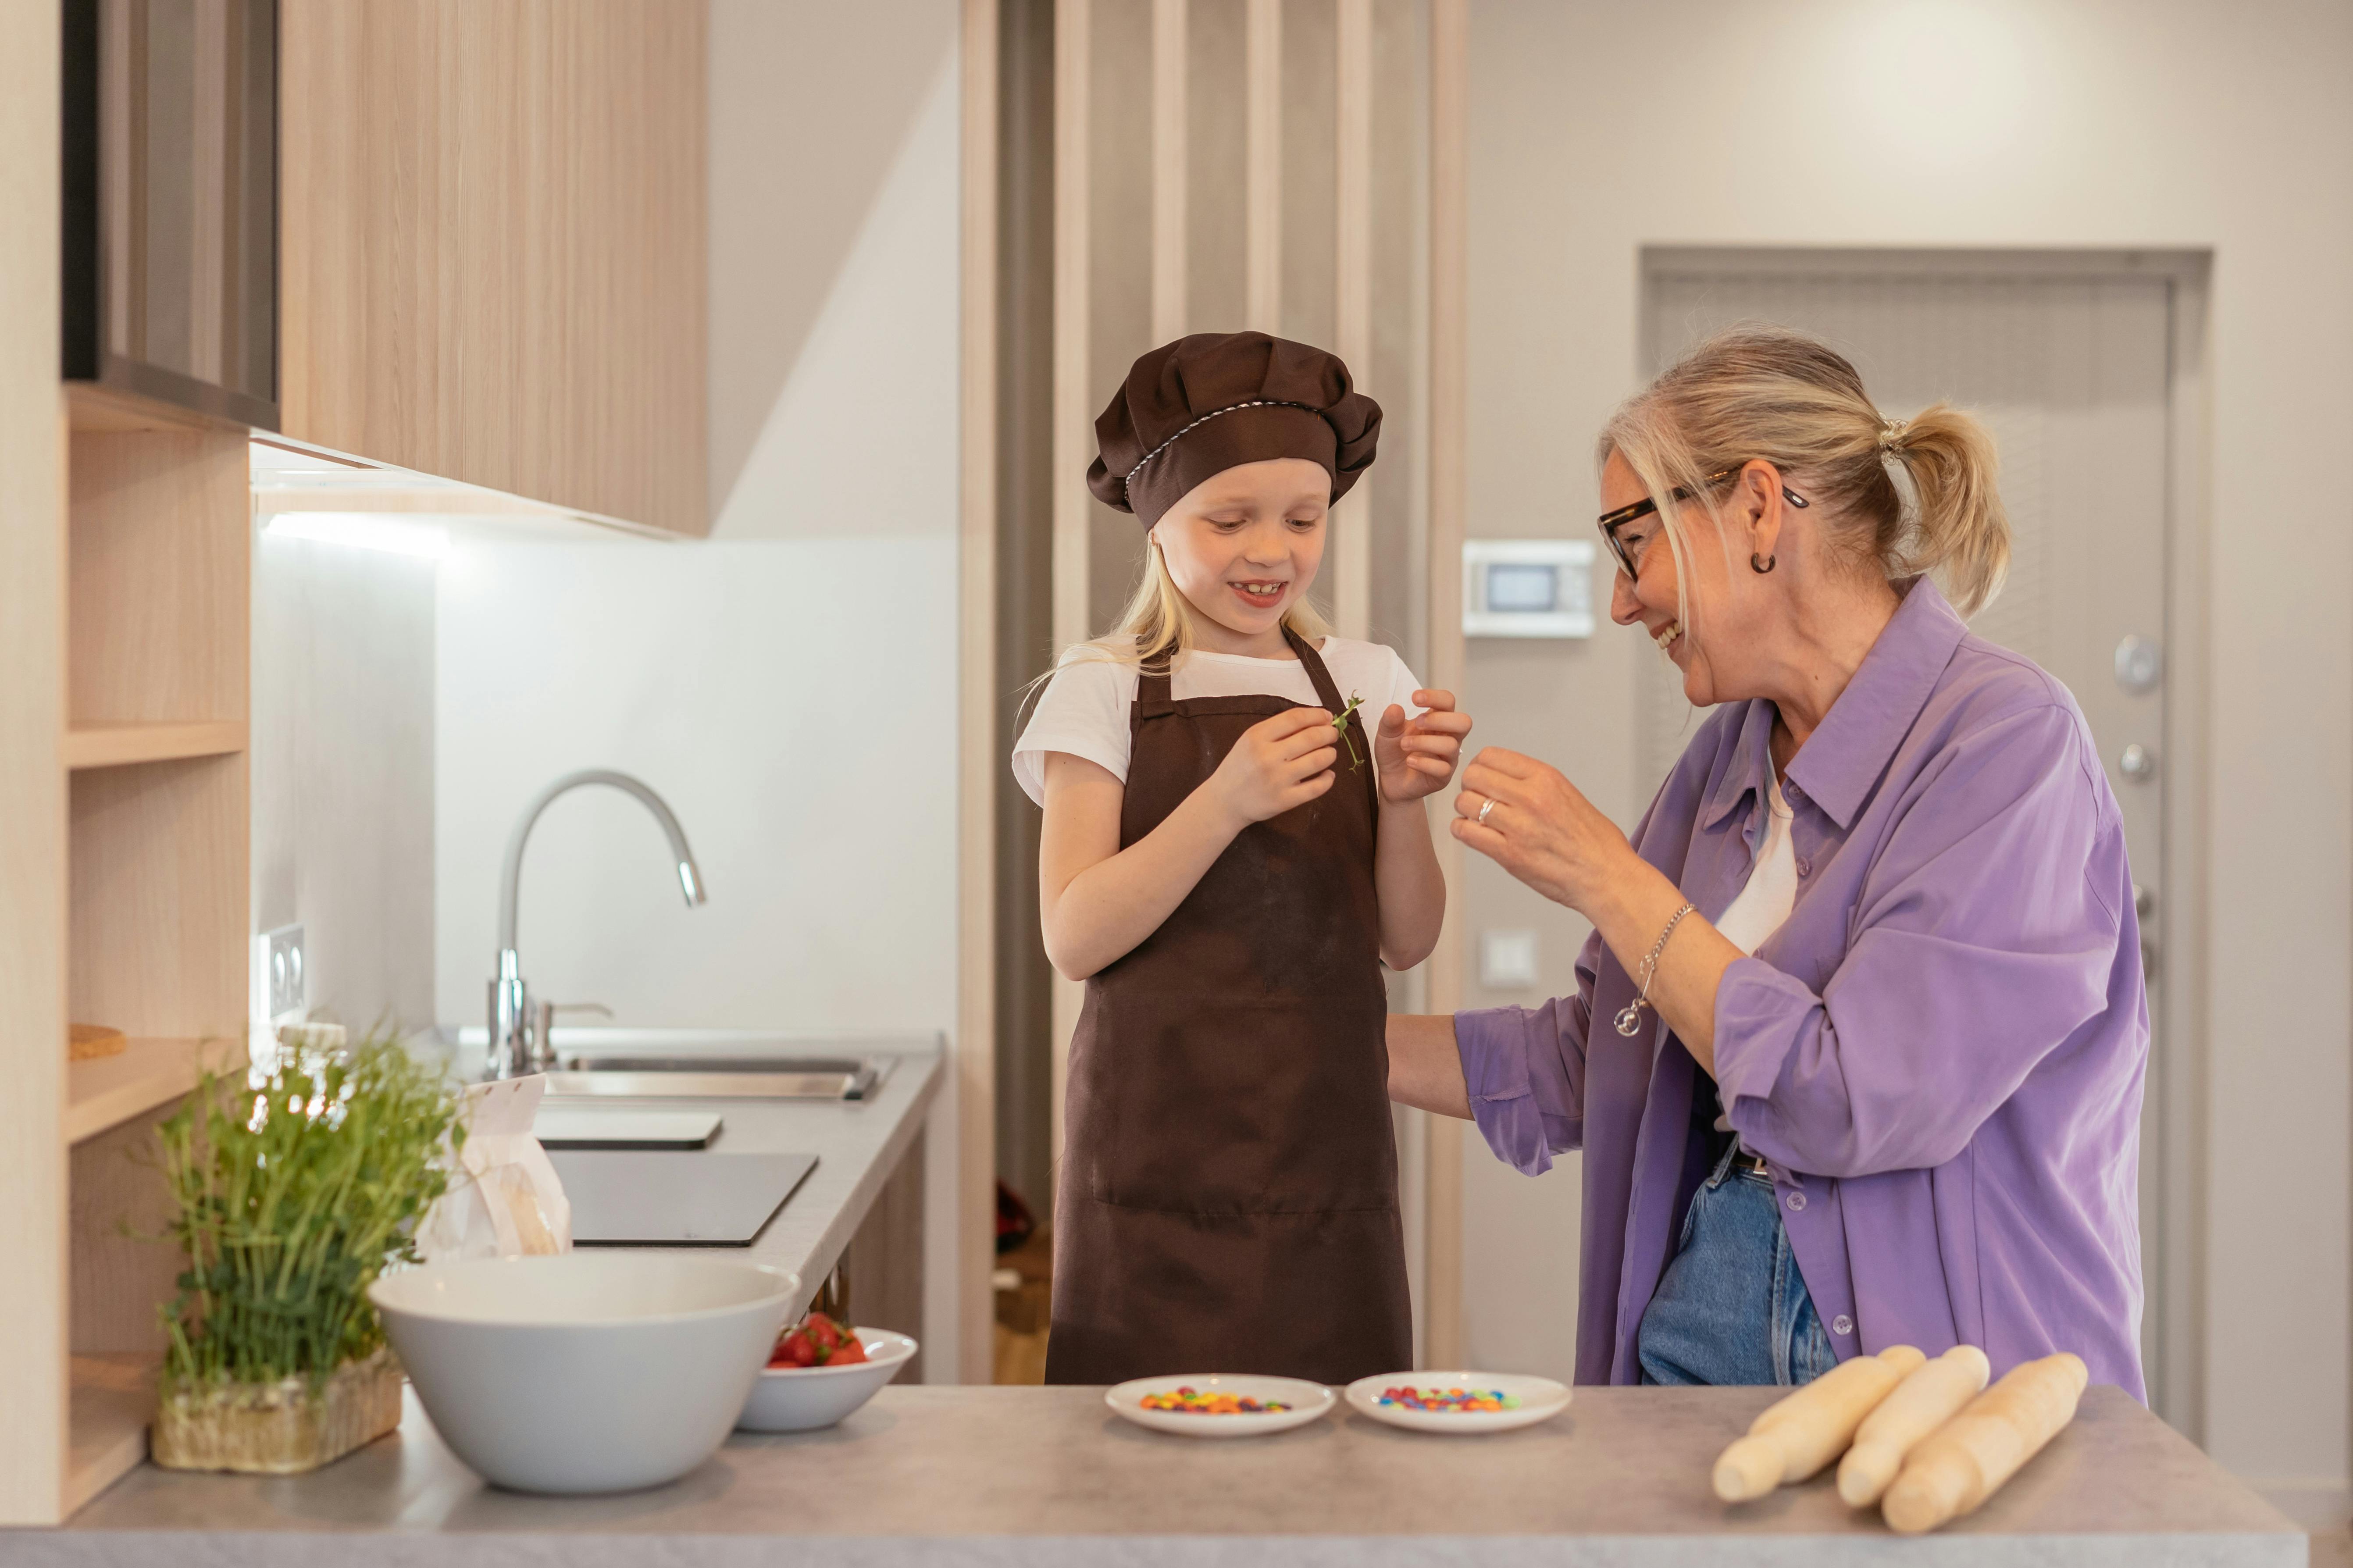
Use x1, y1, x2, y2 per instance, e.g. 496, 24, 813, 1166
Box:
1087, 331, 1382, 529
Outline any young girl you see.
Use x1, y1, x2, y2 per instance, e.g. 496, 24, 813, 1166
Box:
1013, 331, 1471, 1385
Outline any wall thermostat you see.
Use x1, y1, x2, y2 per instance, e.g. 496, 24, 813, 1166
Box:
1463, 539, 1595, 638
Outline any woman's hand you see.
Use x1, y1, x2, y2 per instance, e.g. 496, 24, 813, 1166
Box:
1205, 707, 1339, 827
1451, 748, 1643, 914
1375, 689, 1473, 806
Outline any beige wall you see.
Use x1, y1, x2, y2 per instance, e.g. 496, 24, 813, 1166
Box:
1460, 0, 2353, 1507
707, 0, 960, 531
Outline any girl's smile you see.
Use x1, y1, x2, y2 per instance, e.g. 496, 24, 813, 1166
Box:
1229, 577, 1293, 609
1149, 457, 1330, 657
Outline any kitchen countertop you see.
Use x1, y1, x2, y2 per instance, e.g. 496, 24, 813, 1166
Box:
575, 1033, 943, 1318
21, 1384, 2301, 1566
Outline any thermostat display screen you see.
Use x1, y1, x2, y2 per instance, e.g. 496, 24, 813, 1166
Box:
1462, 538, 1596, 638
1484, 562, 1558, 613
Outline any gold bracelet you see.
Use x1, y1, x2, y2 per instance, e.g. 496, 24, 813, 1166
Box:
1613, 902, 1695, 1038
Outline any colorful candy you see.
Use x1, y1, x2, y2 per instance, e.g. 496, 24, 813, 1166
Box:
1377, 1386, 1522, 1413
1139, 1385, 1293, 1415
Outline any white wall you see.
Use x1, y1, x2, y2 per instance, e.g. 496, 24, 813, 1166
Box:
252, 528, 438, 1032
1460, 0, 2353, 1506
435, 0, 966, 1374
432, 538, 955, 1031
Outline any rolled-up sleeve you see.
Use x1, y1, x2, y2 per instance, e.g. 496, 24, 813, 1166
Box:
1451, 931, 1600, 1175
1714, 702, 2124, 1179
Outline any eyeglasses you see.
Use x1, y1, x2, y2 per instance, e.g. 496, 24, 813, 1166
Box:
1597, 466, 1809, 579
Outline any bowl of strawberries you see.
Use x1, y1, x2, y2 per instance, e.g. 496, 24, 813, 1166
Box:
736, 1310, 919, 1433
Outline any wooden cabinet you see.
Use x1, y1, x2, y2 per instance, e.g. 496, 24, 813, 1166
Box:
278, 0, 708, 534
1, 394, 255, 1528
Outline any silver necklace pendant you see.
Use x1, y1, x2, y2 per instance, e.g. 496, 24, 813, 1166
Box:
1613, 1002, 1644, 1037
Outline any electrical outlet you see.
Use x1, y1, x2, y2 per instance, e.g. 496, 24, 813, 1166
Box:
264, 923, 306, 1019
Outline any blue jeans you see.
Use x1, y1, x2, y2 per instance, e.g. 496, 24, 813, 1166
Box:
1637, 1141, 1836, 1387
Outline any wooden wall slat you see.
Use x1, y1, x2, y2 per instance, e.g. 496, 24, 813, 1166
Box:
959, 0, 1002, 1383
1422, 0, 1470, 1370
1332, 0, 1373, 640
1151, 0, 1188, 343
1049, 0, 1093, 1163
1243, 0, 1282, 331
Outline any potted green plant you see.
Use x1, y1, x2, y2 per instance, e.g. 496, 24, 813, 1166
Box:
150, 1027, 464, 1474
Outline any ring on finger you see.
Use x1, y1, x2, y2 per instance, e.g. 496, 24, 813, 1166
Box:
1477, 798, 1498, 827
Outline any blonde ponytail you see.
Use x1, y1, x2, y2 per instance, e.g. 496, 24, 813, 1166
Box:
1884, 404, 2008, 616
1600, 325, 2013, 625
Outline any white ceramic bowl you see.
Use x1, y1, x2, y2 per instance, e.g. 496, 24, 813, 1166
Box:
1105, 1374, 1336, 1438
370, 1253, 798, 1493
1343, 1370, 1572, 1434
736, 1326, 919, 1432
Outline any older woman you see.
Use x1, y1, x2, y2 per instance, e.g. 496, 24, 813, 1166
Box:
1390, 327, 2146, 1395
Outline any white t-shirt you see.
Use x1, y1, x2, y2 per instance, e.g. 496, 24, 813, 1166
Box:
1012, 636, 1425, 806
1713, 769, 1799, 955
1708, 768, 1798, 1137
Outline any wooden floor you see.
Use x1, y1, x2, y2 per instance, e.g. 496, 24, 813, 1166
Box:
992, 1229, 1050, 1384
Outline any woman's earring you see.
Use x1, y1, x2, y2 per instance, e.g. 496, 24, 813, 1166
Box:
1750, 553, 1776, 574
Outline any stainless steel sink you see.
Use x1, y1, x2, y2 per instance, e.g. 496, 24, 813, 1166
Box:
447, 1026, 918, 1100
546, 1056, 884, 1101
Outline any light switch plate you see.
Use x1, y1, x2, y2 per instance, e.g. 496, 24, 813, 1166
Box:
264, 923, 306, 1019
1480, 929, 1540, 989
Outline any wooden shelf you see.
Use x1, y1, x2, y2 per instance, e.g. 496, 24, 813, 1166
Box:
66, 1353, 156, 1515
64, 721, 247, 770
67, 1037, 245, 1147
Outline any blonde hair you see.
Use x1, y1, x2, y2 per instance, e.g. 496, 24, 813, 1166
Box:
1053, 535, 1333, 678
1600, 325, 2011, 640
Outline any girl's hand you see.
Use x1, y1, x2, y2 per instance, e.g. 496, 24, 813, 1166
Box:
1451, 747, 1641, 914
1207, 707, 1339, 827
1375, 690, 1472, 806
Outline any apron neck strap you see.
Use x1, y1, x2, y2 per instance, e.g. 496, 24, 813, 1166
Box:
1281, 625, 1348, 715
1137, 655, 1175, 713
1134, 626, 1345, 714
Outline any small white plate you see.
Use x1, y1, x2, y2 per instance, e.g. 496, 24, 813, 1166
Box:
1106, 1374, 1335, 1439
1344, 1371, 1573, 1434
738, 1328, 919, 1432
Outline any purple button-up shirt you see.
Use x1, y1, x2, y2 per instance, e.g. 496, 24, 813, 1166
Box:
1455, 580, 2148, 1397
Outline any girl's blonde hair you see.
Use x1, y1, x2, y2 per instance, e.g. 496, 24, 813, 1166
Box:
1057, 532, 1333, 677
1600, 325, 2011, 641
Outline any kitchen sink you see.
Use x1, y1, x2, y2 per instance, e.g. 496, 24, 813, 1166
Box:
446, 1026, 911, 1100
546, 1056, 884, 1101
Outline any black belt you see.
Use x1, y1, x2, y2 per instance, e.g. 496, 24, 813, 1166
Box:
1730, 1146, 1772, 1176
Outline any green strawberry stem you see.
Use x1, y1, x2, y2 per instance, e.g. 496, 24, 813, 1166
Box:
1332, 692, 1368, 772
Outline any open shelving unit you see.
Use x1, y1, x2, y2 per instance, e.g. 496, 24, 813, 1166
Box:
65, 720, 250, 771
47, 399, 253, 1518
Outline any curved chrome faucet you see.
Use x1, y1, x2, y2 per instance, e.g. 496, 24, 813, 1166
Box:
486, 770, 708, 1080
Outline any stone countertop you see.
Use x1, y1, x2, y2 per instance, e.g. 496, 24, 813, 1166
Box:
21, 1384, 2303, 1567
585, 1034, 942, 1319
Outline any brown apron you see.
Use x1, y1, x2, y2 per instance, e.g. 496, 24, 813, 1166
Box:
1045, 627, 1412, 1386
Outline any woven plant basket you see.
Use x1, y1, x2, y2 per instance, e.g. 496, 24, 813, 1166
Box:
151, 1347, 403, 1475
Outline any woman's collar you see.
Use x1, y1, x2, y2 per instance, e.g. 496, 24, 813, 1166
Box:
1698, 578, 1968, 833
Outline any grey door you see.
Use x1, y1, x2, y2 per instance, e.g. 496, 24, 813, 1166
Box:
1641, 255, 2175, 1396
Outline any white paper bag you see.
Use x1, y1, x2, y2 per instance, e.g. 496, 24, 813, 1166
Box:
417, 1075, 573, 1260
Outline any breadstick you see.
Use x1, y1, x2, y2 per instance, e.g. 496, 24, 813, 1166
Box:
1880, 1353, 2089, 1535
1711, 1345, 1927, 1502
1836, 1344, 1992, 1507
